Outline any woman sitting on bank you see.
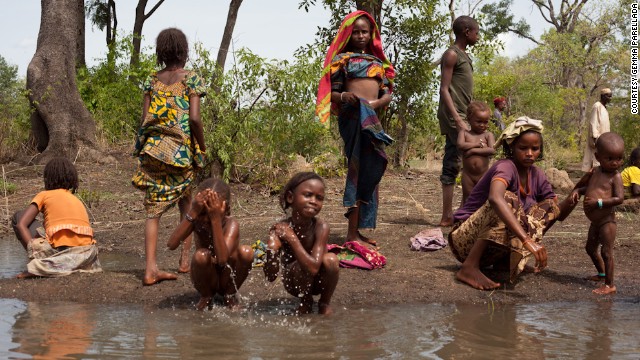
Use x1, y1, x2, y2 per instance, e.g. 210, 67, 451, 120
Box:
448, 117, 574, 290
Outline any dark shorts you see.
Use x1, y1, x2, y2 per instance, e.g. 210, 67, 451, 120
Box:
440, 127, 461, 185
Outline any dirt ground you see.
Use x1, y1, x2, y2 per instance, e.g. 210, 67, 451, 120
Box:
1, 147, 639, 310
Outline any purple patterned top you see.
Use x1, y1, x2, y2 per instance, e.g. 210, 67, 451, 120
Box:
454, 159, 556, 222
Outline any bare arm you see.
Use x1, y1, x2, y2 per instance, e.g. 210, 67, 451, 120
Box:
488, 180, 547, 270
204, 192, 234, 266
605, 173, 625, 207
439, 49, 469, 132
189, 94, 207, 152
167, 190, 206, 250
277, 220, 330, 276
369, 93, 392, 111
456, 130, 476, 151
632, 183, 640, 197
15, 204, 39, 250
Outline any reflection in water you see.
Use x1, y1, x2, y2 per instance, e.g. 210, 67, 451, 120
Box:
0, 237, 27, 279
0, 299, 638, 359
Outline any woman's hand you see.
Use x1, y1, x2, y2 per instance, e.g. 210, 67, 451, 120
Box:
584, 196, 598, 212
570, 190, 581, 205
340, 91, 359, 106
523, 238, 547, 271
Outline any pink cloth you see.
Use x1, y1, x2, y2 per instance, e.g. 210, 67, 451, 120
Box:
327, 241, 386, 270
409, 228, 447, 251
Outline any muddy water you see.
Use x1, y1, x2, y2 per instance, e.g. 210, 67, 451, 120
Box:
0, 298, 637, 359
1, 239, 638, 359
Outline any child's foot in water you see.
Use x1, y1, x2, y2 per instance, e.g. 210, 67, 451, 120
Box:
223, 294, 242, 311
296, 296, 314, 315
318, 302, 333, 315
593, 284, 616, 295
195, 296, 212, 311
143, 270, 177, 286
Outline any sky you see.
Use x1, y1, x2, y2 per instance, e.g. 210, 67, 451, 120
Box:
1, 1, 550, 77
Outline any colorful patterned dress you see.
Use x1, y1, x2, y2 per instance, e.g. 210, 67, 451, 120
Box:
132, 71, 206, 217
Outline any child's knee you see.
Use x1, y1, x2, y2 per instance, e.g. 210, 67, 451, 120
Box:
238, 245, 254, 263
192, 248, 212, 265
322, 253, 339, 272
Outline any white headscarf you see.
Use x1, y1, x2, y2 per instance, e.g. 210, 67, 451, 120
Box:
494, 116, 543, 149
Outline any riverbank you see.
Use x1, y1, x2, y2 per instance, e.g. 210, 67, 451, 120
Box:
0, 150, 638, 310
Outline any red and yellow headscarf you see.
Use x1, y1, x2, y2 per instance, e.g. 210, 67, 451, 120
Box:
315, 10, 395, 125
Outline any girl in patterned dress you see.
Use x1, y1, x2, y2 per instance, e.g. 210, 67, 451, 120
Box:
132, 28, 207, 285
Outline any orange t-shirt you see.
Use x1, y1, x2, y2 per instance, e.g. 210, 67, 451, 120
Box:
31, 189, 94, 248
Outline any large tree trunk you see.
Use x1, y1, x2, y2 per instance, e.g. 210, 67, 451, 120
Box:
210, 0, 244, 178
27, 0, 101, 163
75, 0, 86, 68
130, 0, 165, 67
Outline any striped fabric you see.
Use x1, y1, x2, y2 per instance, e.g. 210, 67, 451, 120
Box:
315, 10, 395, 125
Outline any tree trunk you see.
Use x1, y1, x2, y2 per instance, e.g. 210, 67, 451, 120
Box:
356, 0, 382, 26
130, 0, 165, 67
75, 0, 86, 68
216, 0, 243, 75
210, 0, 244, 178
27, 0, 101, 163
393, 101, 409, 167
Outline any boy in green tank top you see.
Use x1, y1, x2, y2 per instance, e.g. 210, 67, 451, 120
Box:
436, 15, 479, 227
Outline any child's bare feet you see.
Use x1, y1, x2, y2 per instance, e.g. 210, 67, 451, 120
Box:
318, 302, 333, 315
223, 294, 241, 310
16, 271, 37, 279
195, 296, 212, 311
178, 252, 190, 273
593, 284, 616, 295
456, 266, 501, 290
438, 216, 453, 227
523, 265, 542, 274
143, 270, 178, 286
347, 231, 378, 249
585, 274, 605, 282
296, 296, 314, 315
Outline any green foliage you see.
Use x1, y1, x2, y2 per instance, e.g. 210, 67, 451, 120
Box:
77, 34, 156, 143
192, 46, 338, 188
76, 189, 103, 208
0, 55, 32, 161
0, 178, 17, 195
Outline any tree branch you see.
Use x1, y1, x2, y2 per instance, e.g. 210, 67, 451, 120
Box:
143, 0, 165, 21
508, 27, 541, 45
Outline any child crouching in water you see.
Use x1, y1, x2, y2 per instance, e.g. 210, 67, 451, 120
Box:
264, 172, 339, 315
168, 178, 253, 310
570, 132, 624, 294
12, 157, 102, 278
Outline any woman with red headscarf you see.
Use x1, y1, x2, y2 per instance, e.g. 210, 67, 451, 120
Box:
316, 11, 395, 247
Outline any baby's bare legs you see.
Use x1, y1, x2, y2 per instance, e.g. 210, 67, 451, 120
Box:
190, 248, 218, 310
315, 253, 339, 315
178, 196, 193, 273
460, 170, 475, 207
593, 222, 617, 295
585, 223, 605, 279
144, 216, 177, 285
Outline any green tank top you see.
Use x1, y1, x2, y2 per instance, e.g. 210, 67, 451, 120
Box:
437, 46, 473, 135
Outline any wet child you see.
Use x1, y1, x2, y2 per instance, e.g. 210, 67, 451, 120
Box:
457, 101, 495, 205
263, 172, 339, 315
621, 146, 640, 199
132, 28, 207, 285
168, 178, 253, 310
570, 132, 624, 294
12, 157, 102, 278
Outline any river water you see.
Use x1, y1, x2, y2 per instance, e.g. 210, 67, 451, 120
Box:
0, 239, 638, 359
